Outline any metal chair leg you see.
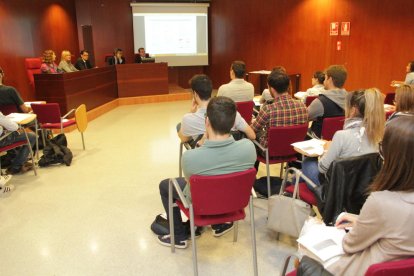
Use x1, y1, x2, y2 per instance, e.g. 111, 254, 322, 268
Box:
190, 206, 198, 276
233, 221, 239, 242
179, 143, 183, 177
23, 129, 37, 176
249, 196, 258, 276
81, 132, 85, 150
168, 179, 175, 253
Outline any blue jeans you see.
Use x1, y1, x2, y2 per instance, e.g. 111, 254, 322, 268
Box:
0, 131, 36, 170
301, 157, 321, 188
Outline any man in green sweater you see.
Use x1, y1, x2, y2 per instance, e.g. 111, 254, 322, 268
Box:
157, 96, 257, 249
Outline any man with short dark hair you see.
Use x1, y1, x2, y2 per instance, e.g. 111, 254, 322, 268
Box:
108, 48, 125, 65
74, 50, 94, 70
0, 67, 30, 113
308, 65, 347, 137
157, 96, 257, 248
217, 61, 254, 102
135, 47, 147, 63
251, 70, 308, 148
178, 74, 255, 145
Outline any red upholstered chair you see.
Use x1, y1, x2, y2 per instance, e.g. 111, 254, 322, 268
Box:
30, 103, 75, 146
0, 105, 18, 115
236, 101, 254, 124
24, 58, 42, 90
169, 168, 258, 276
384, 93, 395, 105
321, 116, 345, 140
305, 96, 318, 107
253, 123, 308, 198
365, 258, 414, 276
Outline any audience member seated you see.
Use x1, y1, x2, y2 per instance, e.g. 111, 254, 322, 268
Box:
217, 61, 254, 102
177, 74, 256, 146
0, 67, 30, 113
302, 88, 385, 186
387, 84, 414, 123
304, 71, 325, 99
251, 70, 308, 151
391, 60, 414, 86
135, 47, 147, 63
259, 66, 287, 105
302, 116, 414, 275
74, 50, 94, 70
156, 96, 257, 248
308, 65, 348, 138
107, 48, 126, 65
0, 112, 36, 175
40, 50, 62, 74
58, 50, 78, 73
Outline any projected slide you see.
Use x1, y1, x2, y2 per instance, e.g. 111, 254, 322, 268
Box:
145, 15, 197, 55
131, 2, 209, 66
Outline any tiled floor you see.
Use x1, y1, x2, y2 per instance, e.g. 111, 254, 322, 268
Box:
0, 101, 297, 276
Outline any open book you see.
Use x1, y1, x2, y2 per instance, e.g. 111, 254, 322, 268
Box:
297, 224, 346, 265
292, 139, 326, 157
6, 113, 34, 123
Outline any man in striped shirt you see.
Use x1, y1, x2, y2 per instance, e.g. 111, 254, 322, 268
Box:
251, 70, 308, 148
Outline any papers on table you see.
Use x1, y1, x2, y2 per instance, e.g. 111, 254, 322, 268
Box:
294, 91, 307, 100
297, 224, 346, 263
292, 139, 326, 157
6, 113, 34, 123
24, 101, 45, 108
253, 96, 262, 107
249, 70, 271, 74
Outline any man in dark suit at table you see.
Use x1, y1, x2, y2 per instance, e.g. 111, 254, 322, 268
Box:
135, 47, 147, 63
108, 48, 126, 65
74, 50, 94, 70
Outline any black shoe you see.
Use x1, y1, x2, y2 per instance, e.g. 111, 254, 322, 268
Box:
157, 234, 188, 249
211, 223, 234, 237
151, 215, 202, 238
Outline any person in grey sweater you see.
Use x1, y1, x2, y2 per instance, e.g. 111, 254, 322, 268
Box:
302, 88, 385, 186
308, 65, 348, 138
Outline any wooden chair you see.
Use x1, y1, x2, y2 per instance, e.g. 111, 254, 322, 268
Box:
75, 104, 88, 150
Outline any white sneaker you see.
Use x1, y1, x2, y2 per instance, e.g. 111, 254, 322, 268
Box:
0, 174, 12, 187
0, 184, 14, 197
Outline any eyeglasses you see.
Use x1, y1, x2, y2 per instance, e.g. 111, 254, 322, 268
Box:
378, 141, 384, 160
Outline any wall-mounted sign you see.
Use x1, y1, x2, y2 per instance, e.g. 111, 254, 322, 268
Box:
330, 22, 339, 36
337, 41, 342, 51
341, 22, 350, 36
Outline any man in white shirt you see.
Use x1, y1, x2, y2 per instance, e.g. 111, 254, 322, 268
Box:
177, 74, 256, 146
217, 61, 254, 102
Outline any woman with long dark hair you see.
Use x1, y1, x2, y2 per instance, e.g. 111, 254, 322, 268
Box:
325, 116, 414, 275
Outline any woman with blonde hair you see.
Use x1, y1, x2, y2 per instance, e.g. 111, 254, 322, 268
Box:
301, 88, 385, 186
40, 50, 61, 74
58, 50, 78, 73
387, 84, 414, 122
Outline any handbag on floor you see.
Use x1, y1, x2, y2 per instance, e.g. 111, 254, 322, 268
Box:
267, 169, 312, 238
